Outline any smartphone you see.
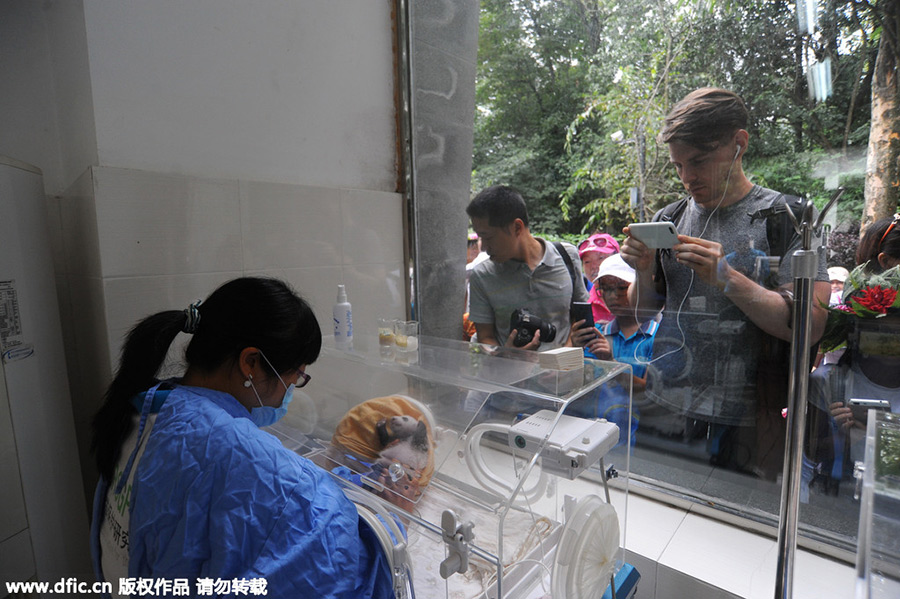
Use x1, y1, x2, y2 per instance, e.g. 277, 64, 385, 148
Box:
848, 398, 891, 411
628, 222, 679, 249
570, 301, 594, 329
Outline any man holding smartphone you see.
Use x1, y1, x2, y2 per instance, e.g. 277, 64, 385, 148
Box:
466, 185, 596, 350
619, 88, 830, 477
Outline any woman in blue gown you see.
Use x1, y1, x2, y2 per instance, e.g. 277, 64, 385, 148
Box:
90, 277, 393, 598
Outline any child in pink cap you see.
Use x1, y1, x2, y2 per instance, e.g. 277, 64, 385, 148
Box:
578, 233, 621, 324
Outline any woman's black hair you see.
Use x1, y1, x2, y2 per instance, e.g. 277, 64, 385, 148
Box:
91, 277, 321, 482
856, 216, 900, 274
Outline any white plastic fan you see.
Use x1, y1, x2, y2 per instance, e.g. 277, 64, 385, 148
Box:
551, 494, 620, 599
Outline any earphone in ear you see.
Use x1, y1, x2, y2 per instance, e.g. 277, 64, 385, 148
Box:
734, 144, 742, 159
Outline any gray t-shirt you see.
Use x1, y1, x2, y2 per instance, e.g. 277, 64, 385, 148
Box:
644, 185, 828, 426
468, 238, 589, 349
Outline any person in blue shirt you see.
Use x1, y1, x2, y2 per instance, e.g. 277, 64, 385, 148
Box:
584, 254, 660, 386
90, 277, 393, 599
581, 255, 661, 444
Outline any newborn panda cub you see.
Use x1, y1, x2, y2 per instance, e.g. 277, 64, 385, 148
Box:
375, 415, 430, 475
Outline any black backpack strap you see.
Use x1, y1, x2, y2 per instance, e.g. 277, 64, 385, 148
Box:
656, 198, 689, 224
552, 241, 578, 304
652, 198, 689, 294
747, 194, 804, 260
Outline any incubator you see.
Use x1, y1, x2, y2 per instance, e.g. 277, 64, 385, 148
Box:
268, 335, 638, 599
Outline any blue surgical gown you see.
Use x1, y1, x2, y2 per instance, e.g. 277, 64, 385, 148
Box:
92, 383, 393, 598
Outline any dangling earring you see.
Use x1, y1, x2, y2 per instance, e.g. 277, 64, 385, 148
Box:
244, 373, 253, 388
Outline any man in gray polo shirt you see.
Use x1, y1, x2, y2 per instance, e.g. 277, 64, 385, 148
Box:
466, 185, 594, 350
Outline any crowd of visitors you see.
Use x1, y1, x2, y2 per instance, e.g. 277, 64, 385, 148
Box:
463, 87, 898, 482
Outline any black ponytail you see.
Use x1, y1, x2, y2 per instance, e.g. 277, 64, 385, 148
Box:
92, 311, 186, 482
91, 277, 322, 483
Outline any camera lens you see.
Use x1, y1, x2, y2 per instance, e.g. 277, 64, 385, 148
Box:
540, 322, 557, 343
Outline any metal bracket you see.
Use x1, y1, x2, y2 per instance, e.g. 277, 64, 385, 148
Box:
788, 187, 845, 251
606, 464, 619, 481
854, 461, 865, 501
439, 509, 475, 579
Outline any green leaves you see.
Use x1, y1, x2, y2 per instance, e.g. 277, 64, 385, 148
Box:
473, 0, 876, 238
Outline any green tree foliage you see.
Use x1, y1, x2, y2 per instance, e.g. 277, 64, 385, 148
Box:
473, 0, 881, 238
473, 0, 595, 232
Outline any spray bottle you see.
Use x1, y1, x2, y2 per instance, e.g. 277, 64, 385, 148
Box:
333, 284, 353, 349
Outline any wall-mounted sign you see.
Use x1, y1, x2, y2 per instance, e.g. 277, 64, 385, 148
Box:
0, 280, 32, 362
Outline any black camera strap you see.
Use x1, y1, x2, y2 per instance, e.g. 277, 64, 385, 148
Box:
552, 241, 577, 306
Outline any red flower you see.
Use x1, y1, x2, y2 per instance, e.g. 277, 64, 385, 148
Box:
854, 286, 898, 314
834, 303, 855, 313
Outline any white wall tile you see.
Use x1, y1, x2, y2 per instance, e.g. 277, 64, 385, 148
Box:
64, 275, 110, 489
625, 493, 688, 564
102, 273, 241, 369
748, 544, 854, 599
340, 188, 404, 266
343, 261, 407, 346
93, 167, 242, 277
59, 168, 102, 278
245, 263, 406, 352
44, 195, 67, 278
659, 513, 775, 598
0, 529, 36, 588
244, 266, 343, 338
84, 1, 396, 193
239, 180, 342, 270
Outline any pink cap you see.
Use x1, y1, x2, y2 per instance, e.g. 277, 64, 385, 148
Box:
578, 233, 620, 257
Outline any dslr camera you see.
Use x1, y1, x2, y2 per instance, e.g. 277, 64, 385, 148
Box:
509, 308, 556, 347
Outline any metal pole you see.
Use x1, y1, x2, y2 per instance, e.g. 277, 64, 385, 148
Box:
774, 189, 843, 599
774, 254, 815, 599
395, 0, 417, 321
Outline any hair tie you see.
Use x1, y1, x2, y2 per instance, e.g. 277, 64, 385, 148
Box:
183, 300, 202, 334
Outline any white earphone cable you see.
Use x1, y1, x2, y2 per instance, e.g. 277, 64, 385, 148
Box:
630, 144, 742, 367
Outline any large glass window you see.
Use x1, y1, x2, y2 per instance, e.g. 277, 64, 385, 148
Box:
469, 0, 900, 558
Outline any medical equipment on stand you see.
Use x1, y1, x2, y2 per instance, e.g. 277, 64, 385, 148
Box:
451, 406, 636, 598
463, 411, 619, 507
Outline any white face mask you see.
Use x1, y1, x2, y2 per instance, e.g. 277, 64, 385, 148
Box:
246, 351, 295, 428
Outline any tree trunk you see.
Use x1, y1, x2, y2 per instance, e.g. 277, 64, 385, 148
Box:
862, 31, 900, 236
